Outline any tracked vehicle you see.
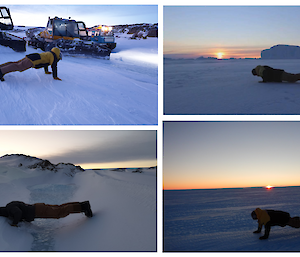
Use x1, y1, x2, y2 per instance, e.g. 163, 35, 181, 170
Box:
27, 17, 116, 58
0, 7, 26, 52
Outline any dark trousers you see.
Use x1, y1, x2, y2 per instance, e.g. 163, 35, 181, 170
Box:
0, 57, 33, 75
288, 217, 300, 228
34, 202, 82, 219
281, 72, 300, 83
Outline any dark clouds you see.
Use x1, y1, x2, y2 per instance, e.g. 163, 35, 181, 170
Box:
44, 130, 157, 166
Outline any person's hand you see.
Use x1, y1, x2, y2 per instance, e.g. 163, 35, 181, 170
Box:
45, 71, 52, 74
54, 77, 62, 81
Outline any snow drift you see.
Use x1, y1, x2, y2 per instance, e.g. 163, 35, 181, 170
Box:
0, 31, 158, 125
0, 154, 157, 251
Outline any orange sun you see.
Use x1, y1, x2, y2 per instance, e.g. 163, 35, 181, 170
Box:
266, 185, 274, 189
217, 52, 224, 59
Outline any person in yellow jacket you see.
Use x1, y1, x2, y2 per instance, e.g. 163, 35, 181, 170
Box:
0, 47, 62, 82
251, 208, 300, 239
252, 65, 300, 83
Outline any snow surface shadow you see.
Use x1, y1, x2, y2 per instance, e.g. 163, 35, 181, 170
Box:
27, 184, 78, 251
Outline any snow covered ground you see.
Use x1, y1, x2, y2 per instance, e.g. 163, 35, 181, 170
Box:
0, 154, 156, 251
164, 186, 300, 251
164, 59, 300, 115
0, 33, 158, 125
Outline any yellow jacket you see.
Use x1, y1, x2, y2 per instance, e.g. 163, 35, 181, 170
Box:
255, 208, 270, 228
31, 51, 55, 67
26, 47, 61, 78
27, 47, 60, 67
254, 65, 265, 77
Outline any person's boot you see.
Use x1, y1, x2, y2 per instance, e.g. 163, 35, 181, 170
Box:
288, 217, 300, 228
80, 201, 93, 217
0, 69, 4, 81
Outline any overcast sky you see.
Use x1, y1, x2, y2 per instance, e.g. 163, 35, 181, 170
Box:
5, 5, 158, 27
0, 130, 157, 169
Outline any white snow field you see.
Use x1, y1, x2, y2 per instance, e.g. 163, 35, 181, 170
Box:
0, 154, 156, 251
0, 34, 158, 125
164, 58, 300, 115
164, 187, 300, 251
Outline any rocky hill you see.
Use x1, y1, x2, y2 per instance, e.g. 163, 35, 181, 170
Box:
113, 23, 158, 39
0, 154, 85, 176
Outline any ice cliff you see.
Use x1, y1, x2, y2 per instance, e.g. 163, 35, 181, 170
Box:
261, 44, 300, 59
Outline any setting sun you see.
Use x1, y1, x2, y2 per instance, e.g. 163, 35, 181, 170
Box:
217, 52, 224, 59
266, 185, 274, 189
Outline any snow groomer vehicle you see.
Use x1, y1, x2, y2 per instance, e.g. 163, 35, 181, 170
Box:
27, 16, 116, 58
0, 6, 26, 52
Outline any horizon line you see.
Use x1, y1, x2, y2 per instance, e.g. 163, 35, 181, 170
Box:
85, 166, 157, 170
163, 185, 300, 191
164, 56, 261, 60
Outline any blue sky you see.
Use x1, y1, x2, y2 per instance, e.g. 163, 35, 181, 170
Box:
5, 5, 158, 27
0, 130, 157, 169
164, 6, 300, 59
164, 122, 300, 189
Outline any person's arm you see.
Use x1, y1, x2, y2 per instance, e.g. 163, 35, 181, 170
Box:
253, 222, 262, 233
9, 206, 22, 226
259, 222, 270, 239
51, 62, 61, 80
44, 66, 51, 75
261, 69, 272, 83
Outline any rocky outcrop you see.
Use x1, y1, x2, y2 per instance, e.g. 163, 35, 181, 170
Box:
113, 23, 158, 39
0, 154, 85, 177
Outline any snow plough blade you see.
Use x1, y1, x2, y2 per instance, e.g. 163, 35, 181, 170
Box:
0, 31, 26, 52
0, 7, 26, 52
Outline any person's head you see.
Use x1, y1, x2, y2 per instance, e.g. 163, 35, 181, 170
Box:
51, 47, 62, 61
252, 68, 257, 76
251, 210, 257, 220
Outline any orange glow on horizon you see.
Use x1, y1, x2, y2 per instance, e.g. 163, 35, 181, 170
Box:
163, 183, 299, 190
164, 47, 262, 59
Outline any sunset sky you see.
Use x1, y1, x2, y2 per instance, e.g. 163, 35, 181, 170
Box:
0, 130, 157, 169
163, 122, 300, 190
164, 6, 300, 59
5, 5, 158, 27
